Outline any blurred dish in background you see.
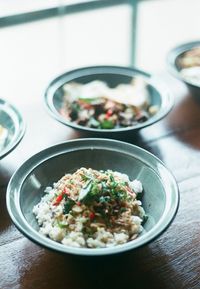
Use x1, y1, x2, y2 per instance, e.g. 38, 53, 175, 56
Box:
167, 41, 200, 98
61, 78, 158, 130
178, 47, 200, 86
0, 98, 25, 159
45, 66, 173, 134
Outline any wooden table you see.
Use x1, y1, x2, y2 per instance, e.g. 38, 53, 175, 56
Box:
0, 71, 200, 289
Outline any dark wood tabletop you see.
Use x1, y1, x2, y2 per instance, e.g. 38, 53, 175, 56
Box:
0, 70, 200, 289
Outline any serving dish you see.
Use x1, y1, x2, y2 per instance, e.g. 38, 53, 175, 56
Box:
167, 40, 200, 97
0, 98, 25, 159
44, 66, 173, 134
6, 138, 179, 256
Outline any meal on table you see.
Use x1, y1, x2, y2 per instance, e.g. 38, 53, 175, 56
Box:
178, 47, 200, 85
33, 168, 147, 248
0, 124, 8, 149
60, 78, 159, 129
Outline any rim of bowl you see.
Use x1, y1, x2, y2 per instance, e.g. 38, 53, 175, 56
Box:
44, 65, 174, 133
167, 40, 200, 89
6, 138, 179, 256
0, 98, 26, 159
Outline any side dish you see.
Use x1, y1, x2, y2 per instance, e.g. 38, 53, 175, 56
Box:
33, 168, 146, 248
60, 79, 158, 129
178, 47, 200, 85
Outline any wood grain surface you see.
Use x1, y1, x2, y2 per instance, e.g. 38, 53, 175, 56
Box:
0, 71, 200, 289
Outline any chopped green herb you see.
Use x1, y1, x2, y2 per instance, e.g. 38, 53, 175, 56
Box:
81, 174, 90, 182
109, 174, 115, 182
101, 181, 108, 193
90, 182, 100, 196
99, 196, 111, 203
100, 119, 115, 129
110, 189, 127, 201
63, 194, 69, 201
119, 207, 127, 214
78, 180, 93, 201
57, 221, 68, 228
63, 198, 75, 214
110, 181, 118, 189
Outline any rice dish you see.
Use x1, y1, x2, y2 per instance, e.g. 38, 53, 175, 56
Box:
33, 168, 146, 248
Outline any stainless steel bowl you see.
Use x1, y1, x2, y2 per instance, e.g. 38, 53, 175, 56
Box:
6, 138, 179, 256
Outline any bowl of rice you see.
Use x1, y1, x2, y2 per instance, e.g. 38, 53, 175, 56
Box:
6, 138, 179, 256
44, 66, 173, 134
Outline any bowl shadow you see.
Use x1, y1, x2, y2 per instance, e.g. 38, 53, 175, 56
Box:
167, 91, 200, 150
19, 243, 185, 289
65, 128, 154, 154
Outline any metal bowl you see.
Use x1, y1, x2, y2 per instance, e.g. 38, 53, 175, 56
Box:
167, 40, 200, 97
6, 138, 179, 256
0, 98, 25, 159
44, 66, 173, 134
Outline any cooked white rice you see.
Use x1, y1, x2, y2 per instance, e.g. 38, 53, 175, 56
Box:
33, 168, 146, 248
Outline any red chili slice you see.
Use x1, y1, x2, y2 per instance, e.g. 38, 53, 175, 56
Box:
89, 212, 95, 220
105, 109, 113, 119
53, 187, 70, 206
53, 193, 64, 206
